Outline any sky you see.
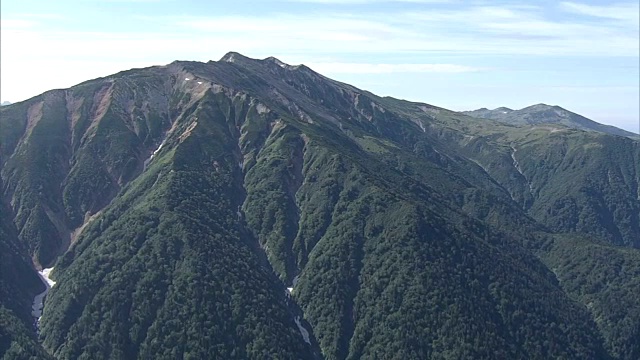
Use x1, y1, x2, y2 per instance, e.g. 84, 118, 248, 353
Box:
1, 0, 638, 133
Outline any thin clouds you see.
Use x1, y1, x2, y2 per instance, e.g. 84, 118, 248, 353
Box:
3, 2, 637, 63
282, 0, 452, 3
166, 3, 638, 57
0, 19, 39, 29
560, 2, 640, 24
399, 3, 638, 56
306, 62, 480, 74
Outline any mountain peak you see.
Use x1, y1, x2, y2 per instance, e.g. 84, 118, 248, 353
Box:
220, 51, 251, 63
523, 103, 557, 111
263, 56, 307, 72
493, 107, 513, 114
264, 56, 285, 65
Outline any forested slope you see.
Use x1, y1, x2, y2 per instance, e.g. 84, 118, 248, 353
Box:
0, 169, 51, 359
1, 52, 638, 359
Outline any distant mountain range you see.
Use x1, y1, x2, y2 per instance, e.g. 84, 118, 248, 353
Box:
463, 104, 638, 138
1, 101, 12, 106
1, 52, 639, 359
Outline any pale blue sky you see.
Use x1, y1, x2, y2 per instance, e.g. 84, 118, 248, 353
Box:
1, 0, 638, 132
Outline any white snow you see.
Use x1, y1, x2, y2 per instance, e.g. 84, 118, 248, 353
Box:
185, 78, 191, 81
511, 146, 533, 193
294, 316, 311, 345
144, 137, 168, 169
286, 275, 299, 295
510, 147, 524, 177
32, 268, 56, 320
41, 268, 56, 287
197, 81, 203, 85
418, 121, 426, 133
270, 57, 290, 69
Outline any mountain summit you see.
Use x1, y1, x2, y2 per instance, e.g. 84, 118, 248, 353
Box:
1, 53, 639, 359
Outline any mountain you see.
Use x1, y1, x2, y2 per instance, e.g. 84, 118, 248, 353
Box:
1, 52, 639, 359
1, 101, 12, 106
463, 104, 639, 138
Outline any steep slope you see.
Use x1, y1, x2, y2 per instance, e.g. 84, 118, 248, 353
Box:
0, 169, 51, 359
0, 65, 196, 267
1, 53, 638, 359
40, 89, 318, 359
540, 234, 640, 360
473, 124, 639, 248
463, 104, 638, 139
383, 100, 640, 248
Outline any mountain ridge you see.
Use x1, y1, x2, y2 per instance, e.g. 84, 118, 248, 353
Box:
463, 104, 638, 138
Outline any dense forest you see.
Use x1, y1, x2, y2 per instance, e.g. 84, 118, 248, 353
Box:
1, 52, 638, 359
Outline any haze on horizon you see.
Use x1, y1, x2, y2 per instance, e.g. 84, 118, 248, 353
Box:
1, 0, 638, 133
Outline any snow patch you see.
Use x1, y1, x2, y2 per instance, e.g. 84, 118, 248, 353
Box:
197, 81, 203, 85
144, 138, 168, 169
41, 268, 55, 287
294, 316, 311, 345
32, 268, 56, 332
511, 146, 533, 193
268, 57, 298, 70
510, 147, 524, 177
418, 121, 426, 133
184, 78, 191, 81
286, 275, 299, 295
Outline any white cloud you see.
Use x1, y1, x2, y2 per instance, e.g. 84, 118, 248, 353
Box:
560, 2, 640, 24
